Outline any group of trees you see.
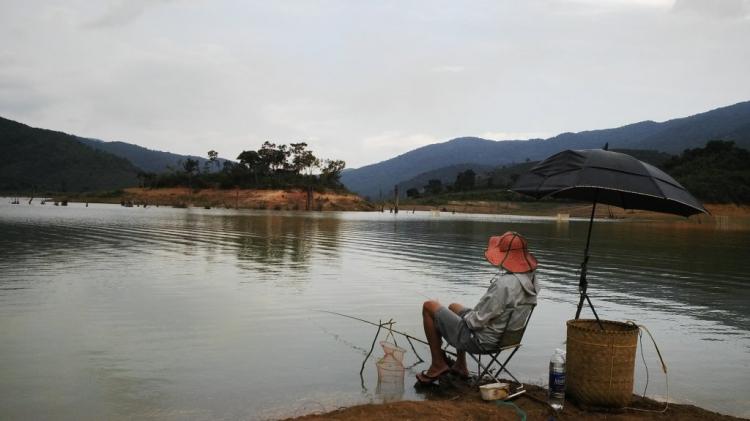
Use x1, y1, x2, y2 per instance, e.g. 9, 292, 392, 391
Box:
141, 141, 347, 192
407, 169, 478, 198
662, 140, 750, 204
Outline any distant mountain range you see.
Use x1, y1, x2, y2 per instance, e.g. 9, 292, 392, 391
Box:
3, 100, 750, 197
76, 137, 221, 175
341, 101, 750, 199
0, 117, 219, 193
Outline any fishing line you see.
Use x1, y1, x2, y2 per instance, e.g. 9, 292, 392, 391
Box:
314, 310, 456, 365
413, 290, 435, 301
309, 319, 369, 355
314, 310, 429, 346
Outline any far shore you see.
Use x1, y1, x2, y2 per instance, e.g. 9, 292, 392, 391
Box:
52, 187, 750, 223
57, 187, 378, 212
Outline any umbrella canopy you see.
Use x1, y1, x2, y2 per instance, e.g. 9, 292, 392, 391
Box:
510, 149, 708, 217
510, 148, 709, 327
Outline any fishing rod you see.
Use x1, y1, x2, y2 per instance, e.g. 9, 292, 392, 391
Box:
316, 310, 427, 345
314, 310, 458, 358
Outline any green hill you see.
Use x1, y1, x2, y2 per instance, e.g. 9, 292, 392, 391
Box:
342, 101, 750, 199
0, 117, 139, 193
76, 137, 223, 174
394, 163, 498, 200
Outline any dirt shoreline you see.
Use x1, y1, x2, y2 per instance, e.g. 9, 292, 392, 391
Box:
80, 187, 378, 212
74, 188, 750, 221
283, 379, 747, 421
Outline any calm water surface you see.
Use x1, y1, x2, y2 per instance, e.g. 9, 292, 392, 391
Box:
1, 201, 749, 420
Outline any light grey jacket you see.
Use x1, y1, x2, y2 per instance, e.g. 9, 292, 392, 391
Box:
463, 271, 539, 349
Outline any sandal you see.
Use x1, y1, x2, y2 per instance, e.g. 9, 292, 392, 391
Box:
416, 368, 450, 385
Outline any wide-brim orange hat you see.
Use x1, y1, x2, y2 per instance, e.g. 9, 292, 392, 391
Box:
484, 231, 537, 272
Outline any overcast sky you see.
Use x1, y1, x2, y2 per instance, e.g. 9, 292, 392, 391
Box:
1, 1, 749, 169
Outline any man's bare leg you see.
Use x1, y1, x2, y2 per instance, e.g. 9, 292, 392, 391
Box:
448, 302, 470, 378
417, 300, 451, 381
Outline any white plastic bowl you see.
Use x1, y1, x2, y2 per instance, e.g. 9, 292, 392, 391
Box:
479, 382, 509, 401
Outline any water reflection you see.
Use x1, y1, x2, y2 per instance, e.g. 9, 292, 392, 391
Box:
549, 221, 750, 331
375, 378, 405, 402
226, 212, 341, 270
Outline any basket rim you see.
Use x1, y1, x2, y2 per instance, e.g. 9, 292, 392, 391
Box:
566, 319, 638, 334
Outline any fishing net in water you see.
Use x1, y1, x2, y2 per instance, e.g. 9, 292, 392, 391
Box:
376, 327, 406, 383
375, 326, 406, 401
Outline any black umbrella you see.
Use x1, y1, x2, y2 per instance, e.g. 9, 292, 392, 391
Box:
510, 146, 708, 326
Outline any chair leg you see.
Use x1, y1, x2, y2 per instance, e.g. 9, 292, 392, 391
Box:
495, 348, 523, 385
468, 353, 489, 387
469, 353, 503, 386
468, 346, 524, 387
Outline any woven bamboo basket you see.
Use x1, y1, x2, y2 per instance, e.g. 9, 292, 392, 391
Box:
566, 319, 639, 408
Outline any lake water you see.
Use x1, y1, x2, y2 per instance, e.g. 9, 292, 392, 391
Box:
1, 201, 749, 420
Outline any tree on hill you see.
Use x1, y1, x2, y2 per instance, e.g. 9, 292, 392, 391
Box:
424, 179, 443, 195
454, 169, 476, 191
662, 140, 750, 204
320, 159, 346, 187
150, 141, 347, 193
237, 150, 262, 185
207, 150, 219, 173
183, 158, 199, 190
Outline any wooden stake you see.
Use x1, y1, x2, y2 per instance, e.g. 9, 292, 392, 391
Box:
394, 185, 399, 213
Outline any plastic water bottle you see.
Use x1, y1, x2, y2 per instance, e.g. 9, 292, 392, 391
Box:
549, 348, 566, 410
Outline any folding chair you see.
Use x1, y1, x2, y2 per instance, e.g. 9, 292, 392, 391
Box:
466, 303, 536, 399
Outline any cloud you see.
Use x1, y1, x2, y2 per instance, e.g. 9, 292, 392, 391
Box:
597, 0, 671, 5
85, 0, 186, 28
0, 78, 50, 117
481, 132, 551, 141
261, 99, 346, 139
431, 66, 466, 74
551, 0, 673, 16
672, 0, 750, 19
41, 6, 79, 27
361, 132, 438, 152
337, 132, 440, 167
559, 0, 673, 8
3, 1, 750, 172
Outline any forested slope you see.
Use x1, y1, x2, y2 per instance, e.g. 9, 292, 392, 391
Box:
77, 137, 219, 174
0, 117, 139, 193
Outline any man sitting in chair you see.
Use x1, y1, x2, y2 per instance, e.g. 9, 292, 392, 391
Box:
417, 231, 539, 385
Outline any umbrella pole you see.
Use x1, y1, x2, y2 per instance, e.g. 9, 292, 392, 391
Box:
575, 197, 604, 330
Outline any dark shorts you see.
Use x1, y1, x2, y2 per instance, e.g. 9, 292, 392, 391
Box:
434, 306, 485, 354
